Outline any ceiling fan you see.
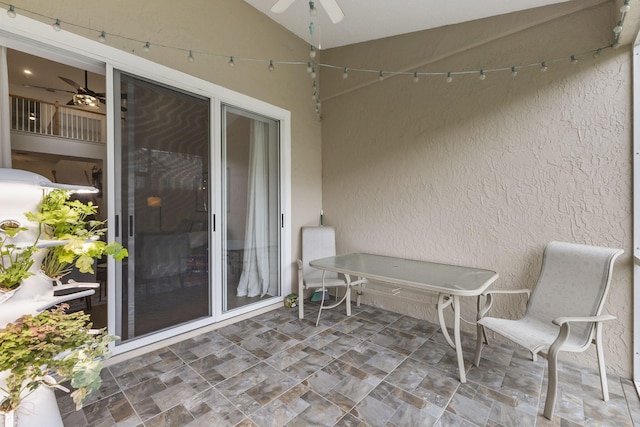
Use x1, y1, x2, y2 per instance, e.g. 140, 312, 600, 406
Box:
58, 70, 105, 109
271, 0, 344, 24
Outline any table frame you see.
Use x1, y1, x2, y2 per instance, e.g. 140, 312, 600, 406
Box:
309, 253, 499, 383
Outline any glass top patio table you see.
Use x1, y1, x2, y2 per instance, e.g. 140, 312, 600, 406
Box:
309, 253, 498, 296
309, 252, 499, 383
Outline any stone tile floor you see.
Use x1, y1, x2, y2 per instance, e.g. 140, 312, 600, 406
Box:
55, 303, 640, 426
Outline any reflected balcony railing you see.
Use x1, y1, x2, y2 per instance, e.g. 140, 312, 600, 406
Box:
10, 94, 106, 143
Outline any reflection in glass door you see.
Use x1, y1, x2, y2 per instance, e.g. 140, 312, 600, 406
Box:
115, 71, 210, 342
223, 106, 280, 311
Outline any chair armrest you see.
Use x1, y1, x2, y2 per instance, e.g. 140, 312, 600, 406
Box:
482, 289, 530, 298
477, 288, 530, 319
552, 314, 616, 327
549, 314, 617, 356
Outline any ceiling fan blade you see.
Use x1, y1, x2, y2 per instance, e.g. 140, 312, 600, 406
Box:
319, 0, 344, 23
59, 76, 82, 91
271, 0, 296, 13
23, 84, 75, 94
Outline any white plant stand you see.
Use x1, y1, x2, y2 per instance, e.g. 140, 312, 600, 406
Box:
0, 169, 98, 427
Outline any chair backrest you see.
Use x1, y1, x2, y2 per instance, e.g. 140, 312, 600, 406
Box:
526, 241, 624, 346
301, 226, 339, 281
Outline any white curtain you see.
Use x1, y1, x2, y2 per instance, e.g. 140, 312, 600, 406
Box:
0, 47, 12, 168
236, 121, 271, 297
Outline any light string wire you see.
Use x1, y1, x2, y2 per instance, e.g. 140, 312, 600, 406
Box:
1, 1, 630, 119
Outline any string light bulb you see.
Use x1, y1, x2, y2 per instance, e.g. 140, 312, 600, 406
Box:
309, 1, 317, 17
268, 60, 275, 71
593, 48, 602, 59
342, 67, 349, 79
52, 19, 61, 31
6, 5, 16, 18
613, 21, 623, 35
540, 61, 548, 72
98, 31, 106, 43
511, 66, 518, 77
621, 0, 631, 13
306, 62, 313, 73
143, 42, 150, 52
310, 67, 316, 78
312, 91, 317, 100
228, 56, 235, 67
570, 55, 578, 64
446, 72, 453, 84
479, 70, 486, 80
188, 50, 195, 62
413, 72, 420, 83
378, 70, 384, 81
309, 45, 316, 58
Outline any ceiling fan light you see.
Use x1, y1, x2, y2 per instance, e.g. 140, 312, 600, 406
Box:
73, 93, 99, 109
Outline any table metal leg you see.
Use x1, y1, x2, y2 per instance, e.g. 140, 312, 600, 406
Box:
437, 293, 466, 383
316, 272, 352, 327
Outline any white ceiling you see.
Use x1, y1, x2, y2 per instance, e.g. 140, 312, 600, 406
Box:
244, 0, 573, 49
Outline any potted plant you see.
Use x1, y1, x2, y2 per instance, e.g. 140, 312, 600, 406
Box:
0, 221, 40, 302
25, 190, 127, 282
0, 304, 116, 425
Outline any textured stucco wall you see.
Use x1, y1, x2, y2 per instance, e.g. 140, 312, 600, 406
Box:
7, 0, 324, 283
320, 2, 633, 377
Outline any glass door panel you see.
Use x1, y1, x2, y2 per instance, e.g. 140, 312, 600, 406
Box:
223, 106, 280, 312
115, 71, 210, 342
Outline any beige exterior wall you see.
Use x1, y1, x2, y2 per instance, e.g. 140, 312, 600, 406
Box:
320, 1, 633, 377
8, 0, 324, 281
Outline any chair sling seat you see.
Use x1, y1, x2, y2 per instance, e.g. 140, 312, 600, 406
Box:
478, 315, 589, 354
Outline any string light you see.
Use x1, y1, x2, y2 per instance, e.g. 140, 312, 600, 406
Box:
309, 1, 317, 17
613, 20, 623, 35
446, 72, 453, 84
1, 1, 622, 119
620, 0, 630, 13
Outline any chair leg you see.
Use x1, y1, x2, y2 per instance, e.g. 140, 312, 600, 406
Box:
345, 286, 351, 316
474, 323, 484, 367
298, 285, 304, 320
543, 350, 559, 420
595, 322, 610, 401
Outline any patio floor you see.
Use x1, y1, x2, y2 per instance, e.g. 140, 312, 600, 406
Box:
55, 303, 640, 426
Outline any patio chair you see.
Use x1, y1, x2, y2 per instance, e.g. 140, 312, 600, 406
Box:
297, 226, 348, 320
473, 241, 624, 419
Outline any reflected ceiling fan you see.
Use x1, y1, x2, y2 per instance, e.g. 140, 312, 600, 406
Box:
271, 0, 344, 24
58, 70, 105, 109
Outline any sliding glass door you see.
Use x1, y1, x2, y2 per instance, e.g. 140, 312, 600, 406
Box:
222, 106, 280, 312
114, 71, 210, 342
